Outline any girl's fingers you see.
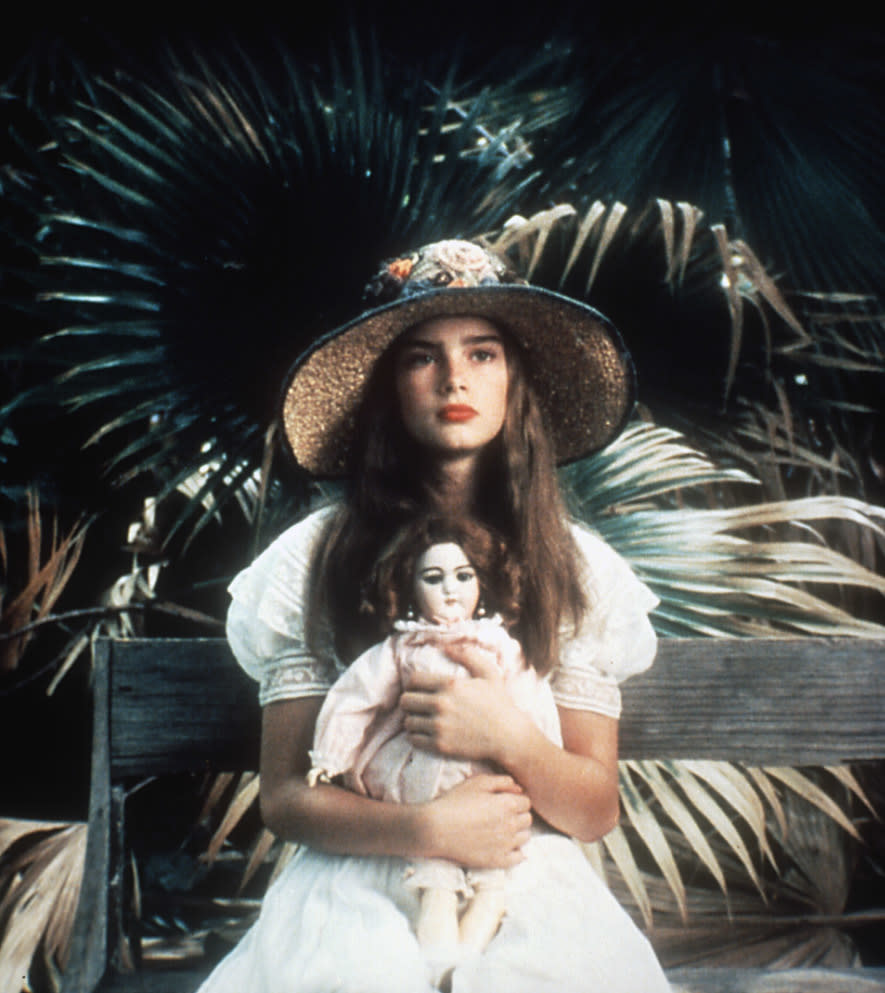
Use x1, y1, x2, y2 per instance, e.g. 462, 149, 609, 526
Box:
404, 672, 451, 693
442, 639, 499, 679
399, 690, 438, 715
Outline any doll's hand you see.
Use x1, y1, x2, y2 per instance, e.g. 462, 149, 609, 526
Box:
421, 774, 532, 869
401, 640, 532, 764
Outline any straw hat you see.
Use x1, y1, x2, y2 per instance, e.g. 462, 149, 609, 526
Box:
280, 239, 635, 476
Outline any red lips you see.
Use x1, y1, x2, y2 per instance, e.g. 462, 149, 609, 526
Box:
438, 404, 478, 422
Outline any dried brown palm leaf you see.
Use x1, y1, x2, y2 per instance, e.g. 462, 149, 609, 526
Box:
488, 204, 577, 279
558, 200, 607, 287
620, 763, 688, 922
239, 828, 277, 895
762, 769, 861, 842
600, 823, 654, 929
584, 201, 628, 294
640, 762, 766, 903
674, 201, 704, 285
624, 761, 728, 904
824, 766, 878, 821
0, 490, 89, 672
0, 819, 86, 992
201, 773, 260, 868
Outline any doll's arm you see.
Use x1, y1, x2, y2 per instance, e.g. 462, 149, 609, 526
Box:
308, 638, 402, 786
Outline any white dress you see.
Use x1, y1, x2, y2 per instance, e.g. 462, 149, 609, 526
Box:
197, 505, 671, 993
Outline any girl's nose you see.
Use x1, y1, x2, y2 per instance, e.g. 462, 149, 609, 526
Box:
439, 354, 466, 393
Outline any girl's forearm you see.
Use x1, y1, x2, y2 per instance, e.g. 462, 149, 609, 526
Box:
260, 697, 431, 858
260, 775, 430, 858
493, 709, 620, 843
259, 697, 532, 868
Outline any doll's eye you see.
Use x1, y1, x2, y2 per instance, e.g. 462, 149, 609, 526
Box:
456, 569, 476, 583
420, 570, 444, 585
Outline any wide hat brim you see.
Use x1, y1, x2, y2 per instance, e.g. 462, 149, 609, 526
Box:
280, 284, 635, 477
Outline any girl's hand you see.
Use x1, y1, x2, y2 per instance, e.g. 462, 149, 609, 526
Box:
400, 637, 532, 763
420, 774, 532, 869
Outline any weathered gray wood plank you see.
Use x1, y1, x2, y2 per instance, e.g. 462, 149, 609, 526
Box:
62, 640, 113, 993
621, 637, 885, 764
95, 964, 212, 992
667, 965, 885, 992
90, 963, 885, 993
106, 637, 885, 773
109, 639, 259, 777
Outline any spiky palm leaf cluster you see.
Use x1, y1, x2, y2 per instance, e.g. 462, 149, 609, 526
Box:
1, 38, 551, 542
3, 24, 884, 536
2, 23, 884, 981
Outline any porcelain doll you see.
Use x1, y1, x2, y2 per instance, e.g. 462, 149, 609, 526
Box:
307, 515, 561, 974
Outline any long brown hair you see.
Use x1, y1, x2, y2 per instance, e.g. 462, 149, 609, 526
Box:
310, 325, 588, 674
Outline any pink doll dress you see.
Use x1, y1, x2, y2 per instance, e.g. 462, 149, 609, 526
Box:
308, 614, 562, 897
197, 505, 672, 993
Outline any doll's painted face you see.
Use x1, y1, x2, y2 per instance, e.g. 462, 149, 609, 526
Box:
413, 542, 480, 625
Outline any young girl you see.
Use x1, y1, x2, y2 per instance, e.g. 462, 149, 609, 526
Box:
307, 514, 562, 979
200, 239, 671, 992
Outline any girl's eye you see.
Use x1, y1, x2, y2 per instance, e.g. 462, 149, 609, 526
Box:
402, 350, 435, 369
421, 572, 443, 585
456, 570, 476, 583
470, 348, 498, 363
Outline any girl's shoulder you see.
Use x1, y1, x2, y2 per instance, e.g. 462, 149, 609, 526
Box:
228, 503, 339, 601
569, 520, 633, 578
260, 502, 340, 563
558, 519, 659, 687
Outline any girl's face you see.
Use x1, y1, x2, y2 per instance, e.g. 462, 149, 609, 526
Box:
394, 316, 509, 459
413, 541, 480, 625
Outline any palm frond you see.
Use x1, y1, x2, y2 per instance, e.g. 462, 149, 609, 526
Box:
2, 37, 543, 544
0, 487, 89, 672
490, 202, 884, 505
0, 819, 86, 992
558, 421, 885, 921
564, 423, 885, 637
529, 24, 885, 297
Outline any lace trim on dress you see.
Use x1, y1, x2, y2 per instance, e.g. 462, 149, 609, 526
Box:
259, 653, 337, 707
550, 666, 622, 719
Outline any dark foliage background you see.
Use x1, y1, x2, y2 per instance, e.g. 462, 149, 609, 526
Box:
1, 4, 883, 980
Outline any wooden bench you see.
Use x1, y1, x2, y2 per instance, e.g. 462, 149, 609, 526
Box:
62, 636, 885, 993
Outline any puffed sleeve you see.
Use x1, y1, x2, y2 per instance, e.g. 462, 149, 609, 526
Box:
550, 523, 659, 719
226, 505, 341, 707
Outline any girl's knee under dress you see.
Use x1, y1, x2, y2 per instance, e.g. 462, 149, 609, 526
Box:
195, 831, 671, 993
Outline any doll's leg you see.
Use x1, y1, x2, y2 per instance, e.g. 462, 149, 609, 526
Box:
416, 886, 459, 948
458, 887, 507, 952
405, 859, 468, 988
459, 869, 508, 953
416, 888, 461, 991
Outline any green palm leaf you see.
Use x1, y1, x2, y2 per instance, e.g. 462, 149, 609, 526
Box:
558, 421, 885, 926
564, 423, 885, 638
2, 38, 545, 542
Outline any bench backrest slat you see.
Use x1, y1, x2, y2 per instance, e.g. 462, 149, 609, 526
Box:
104, 636, 885, 775
620, 636, 885, 765
109, 638, 259, 776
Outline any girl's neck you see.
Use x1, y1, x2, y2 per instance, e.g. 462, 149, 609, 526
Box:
421, 454, 480, 516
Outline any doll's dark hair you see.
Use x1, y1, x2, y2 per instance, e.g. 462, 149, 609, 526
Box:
361, 515, 521, 631
309, 324, 589, 674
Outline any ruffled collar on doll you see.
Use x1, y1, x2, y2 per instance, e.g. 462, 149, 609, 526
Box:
392, 614, 504, 635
